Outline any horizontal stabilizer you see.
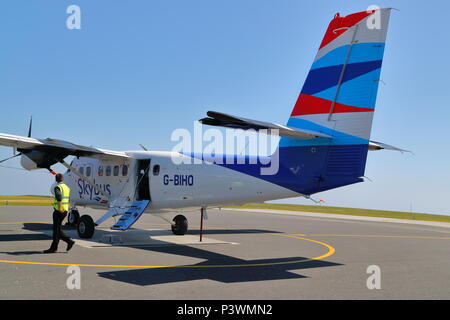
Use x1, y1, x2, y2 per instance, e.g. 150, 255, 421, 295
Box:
199, 111, 333, 140
369, 140, 410, 153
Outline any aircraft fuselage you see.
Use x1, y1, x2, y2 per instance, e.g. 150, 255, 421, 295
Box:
65, 151, 299, 214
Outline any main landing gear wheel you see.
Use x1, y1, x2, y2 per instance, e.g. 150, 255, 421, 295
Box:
77, 215, 95, 239
171, 215, 188, 235
67, 209, 80, 227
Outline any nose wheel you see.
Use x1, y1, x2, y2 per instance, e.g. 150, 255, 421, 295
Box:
171, 215, 188, 235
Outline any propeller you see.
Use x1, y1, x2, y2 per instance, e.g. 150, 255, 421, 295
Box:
28, 116, 32, 137
0, 116, 57, 175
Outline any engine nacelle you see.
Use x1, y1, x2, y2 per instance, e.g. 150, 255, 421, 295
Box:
19, 149, 66, 171
20, 154, 39, 170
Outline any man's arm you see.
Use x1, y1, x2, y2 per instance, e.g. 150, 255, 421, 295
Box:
54, 187, 64, 213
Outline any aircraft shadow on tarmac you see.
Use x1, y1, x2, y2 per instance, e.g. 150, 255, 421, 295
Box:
0, 250, 52, 255
148, 228, 284, 236
21, 222, 282, 235
0, 222, 52, 241
0, 222, 284, 254
0, 223, 52, 255
1, 222, 342, 284
0, 233, 51, 242
97, 245, 342, 286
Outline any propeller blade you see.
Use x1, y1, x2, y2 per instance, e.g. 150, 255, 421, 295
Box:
0, 153, 21, 164
28, 116, 33, 137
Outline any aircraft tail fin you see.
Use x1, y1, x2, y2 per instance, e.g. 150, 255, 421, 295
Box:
279, 8, 392, 193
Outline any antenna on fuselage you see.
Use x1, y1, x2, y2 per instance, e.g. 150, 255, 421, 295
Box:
139, 144, 149, 151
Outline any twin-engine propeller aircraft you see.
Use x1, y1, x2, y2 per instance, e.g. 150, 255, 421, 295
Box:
0, 8, 405, 239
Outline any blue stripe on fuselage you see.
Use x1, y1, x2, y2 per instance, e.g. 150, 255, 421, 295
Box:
181, 144, 367, 195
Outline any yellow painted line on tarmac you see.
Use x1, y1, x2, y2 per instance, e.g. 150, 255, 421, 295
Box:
274, 234, 336, 261
0, 260, 173, 269
0, 233, 336, 269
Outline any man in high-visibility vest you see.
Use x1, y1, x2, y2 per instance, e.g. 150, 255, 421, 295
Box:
44, 173, 75, 253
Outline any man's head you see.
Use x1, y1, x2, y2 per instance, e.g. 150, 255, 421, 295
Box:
55, 173, 64, 183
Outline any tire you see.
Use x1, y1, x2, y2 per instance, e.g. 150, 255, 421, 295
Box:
171, 215, 188, 235
67, 209, 80, 227
77, 215, 95, 239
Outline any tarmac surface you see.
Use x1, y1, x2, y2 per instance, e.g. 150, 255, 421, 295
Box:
1, 206, 450, 299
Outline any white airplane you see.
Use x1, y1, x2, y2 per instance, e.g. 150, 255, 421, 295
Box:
0, 8, 405, 239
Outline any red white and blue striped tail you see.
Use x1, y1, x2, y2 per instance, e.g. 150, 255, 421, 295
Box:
284, 8, 392, 148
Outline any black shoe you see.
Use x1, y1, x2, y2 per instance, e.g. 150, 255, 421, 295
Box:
66, 240, 75, 252
43, 249, 56, 254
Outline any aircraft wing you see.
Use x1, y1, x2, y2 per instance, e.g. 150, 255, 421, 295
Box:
0, 133, 129, 169
0, 133, 45, 150
199, 111, 333, 139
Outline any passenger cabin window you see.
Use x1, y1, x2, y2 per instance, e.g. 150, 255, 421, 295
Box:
79, 167, 84, 175
153, 165, 160, 176
113, 165, 119, 176
122, 165, 128, 176
106, 166, 111, 176
86, 166, 91, 177
98, 166, 104, 176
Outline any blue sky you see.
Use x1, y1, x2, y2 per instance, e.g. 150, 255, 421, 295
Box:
0, 0, 449, 215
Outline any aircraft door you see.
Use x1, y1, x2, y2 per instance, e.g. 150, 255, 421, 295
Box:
136, 159, 151, 201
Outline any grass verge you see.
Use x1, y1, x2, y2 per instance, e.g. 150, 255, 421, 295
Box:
0, 195, 52, 206
2, 196, 449, 224
226, 203, 450, 223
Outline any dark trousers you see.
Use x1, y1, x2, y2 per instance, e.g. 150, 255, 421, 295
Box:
49, 210, 71, 250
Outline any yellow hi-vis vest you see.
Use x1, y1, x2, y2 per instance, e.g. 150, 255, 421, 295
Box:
53, 183, 71, 212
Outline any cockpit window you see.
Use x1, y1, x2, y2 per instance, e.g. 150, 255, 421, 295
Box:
153, 165, 160, 176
